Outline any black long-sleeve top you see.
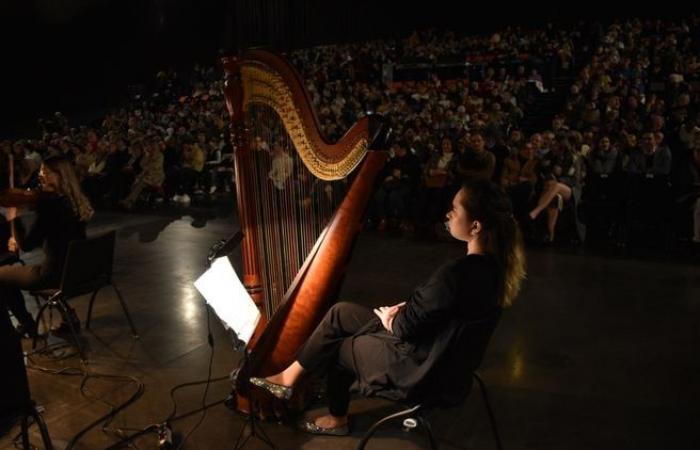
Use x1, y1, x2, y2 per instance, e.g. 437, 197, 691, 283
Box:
12, 195, 87, 279
392, 253, 499, 343
354, 254, 501, 402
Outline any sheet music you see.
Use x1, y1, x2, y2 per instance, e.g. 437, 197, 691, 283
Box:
194, 256, 260, 345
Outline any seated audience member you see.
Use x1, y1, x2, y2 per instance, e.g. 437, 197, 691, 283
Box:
82, 141, 110, 201
421, 137, 461, 232
627, 132, 672, 178
485, 131, 509, 183
458, 132, 496, 182
500, 142, 538, 219
172, 139, 205, 205
120, 137, 166, 210
103, 139, 131, 205
588, 136, 618, 177
583, 136, 621, 241
112, 141, 144, 203
528, 139, 576, 243
625, 132, 673, 230
372, 140, 421, 231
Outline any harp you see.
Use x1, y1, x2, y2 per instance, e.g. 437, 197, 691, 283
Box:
221, 50, 390, 416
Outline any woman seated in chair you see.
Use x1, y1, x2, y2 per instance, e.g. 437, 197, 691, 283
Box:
249, 179, 526, 435
527, 138, 576, 243
1, 155, 93, 337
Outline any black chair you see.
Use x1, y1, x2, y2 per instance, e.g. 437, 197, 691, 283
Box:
31, 230, 139, 361
356, 310, 505, 450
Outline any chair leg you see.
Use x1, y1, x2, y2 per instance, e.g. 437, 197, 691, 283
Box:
418, 414, 439, 450
33, 295, 48, 332
356, 404, 422, 450
111, 282, 139, 338
20, 413, 30, 450
32, 301, 53, 351
85, 288, 101, 330
54, 300, 87, 362
473, 372, 504, 450
29, 406, 54, 450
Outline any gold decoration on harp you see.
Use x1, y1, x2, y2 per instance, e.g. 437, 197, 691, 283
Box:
241, 65, 368, 181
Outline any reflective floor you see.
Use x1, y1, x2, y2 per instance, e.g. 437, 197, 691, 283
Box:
2, 202, 698, 449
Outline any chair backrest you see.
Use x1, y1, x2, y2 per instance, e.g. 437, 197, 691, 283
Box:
417, 307, 502, 408
59, 230, 116, 298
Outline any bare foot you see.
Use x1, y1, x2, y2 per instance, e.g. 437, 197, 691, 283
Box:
264, 374, 290, 387
314, 414, 348, 428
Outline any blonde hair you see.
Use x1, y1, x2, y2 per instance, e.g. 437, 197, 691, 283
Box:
460, 180, 526, 308
43, 156, 94, 222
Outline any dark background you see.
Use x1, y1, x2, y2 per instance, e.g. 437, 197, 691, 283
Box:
0, 0, 695, 138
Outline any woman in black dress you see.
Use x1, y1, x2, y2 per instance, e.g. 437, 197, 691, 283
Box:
250, 179, 527, 435
1, 155, 93, 336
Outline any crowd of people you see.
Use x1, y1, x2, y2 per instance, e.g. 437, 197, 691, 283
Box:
513, 17, 700, 246
2, 65, 234, 210
1, 17, 699, 251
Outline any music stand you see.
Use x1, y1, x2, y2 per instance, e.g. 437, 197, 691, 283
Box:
193, 256, 275, 449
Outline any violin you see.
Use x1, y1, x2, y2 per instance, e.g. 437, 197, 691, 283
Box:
0, 187, 50, 208
1, 153, 52, 208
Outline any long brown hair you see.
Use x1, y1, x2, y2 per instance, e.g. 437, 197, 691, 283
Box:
42, 155, 94, 222
460, 179, 526, 308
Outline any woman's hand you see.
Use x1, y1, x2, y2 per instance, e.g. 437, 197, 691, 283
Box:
373, 301, 406, 333
8, 237, 19, 253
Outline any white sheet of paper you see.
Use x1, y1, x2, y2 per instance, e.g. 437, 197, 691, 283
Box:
194, 256, 260, 345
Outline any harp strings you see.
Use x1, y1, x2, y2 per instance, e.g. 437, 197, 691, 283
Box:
247, 104, 346, 317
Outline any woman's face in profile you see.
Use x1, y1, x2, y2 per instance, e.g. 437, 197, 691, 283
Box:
39, 165, 60, 192
445, 188, 474, 242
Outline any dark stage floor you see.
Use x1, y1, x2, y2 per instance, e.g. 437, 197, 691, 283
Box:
2, 201, 698, 450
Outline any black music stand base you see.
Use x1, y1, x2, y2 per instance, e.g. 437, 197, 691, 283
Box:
233, 353, 276, 450
233, 412, 276, 450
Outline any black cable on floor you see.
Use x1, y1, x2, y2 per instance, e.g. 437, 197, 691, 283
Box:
18, 358, 145, 450
101, 397, 227, 450
67, 371, 145, 450
102, 302, 230, 450
22, 268, 230, 448
174, 303, 216, 450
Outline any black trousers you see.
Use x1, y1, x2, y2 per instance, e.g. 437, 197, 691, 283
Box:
296, 301, 376, 417
0, 264, 56, 324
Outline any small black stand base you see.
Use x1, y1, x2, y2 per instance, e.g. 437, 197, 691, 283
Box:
232, 353, 276, 450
